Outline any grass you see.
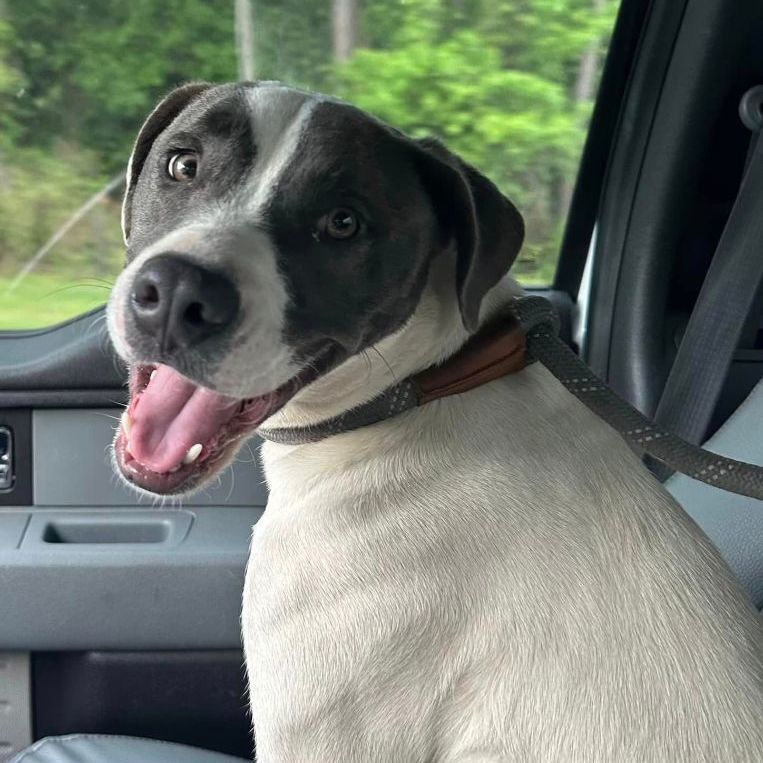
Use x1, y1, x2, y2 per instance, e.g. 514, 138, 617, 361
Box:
0, 272, 114, 331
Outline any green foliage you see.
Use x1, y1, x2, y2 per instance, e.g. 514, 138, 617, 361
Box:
0, 15, 24, 148
335, 0, 618, 276
336, 30, 581, 187
0, 0, 620, 329
481, 0, 618, 80
0, 145, 122, 272
252, 0, 333, 88
4, 0, 237, 162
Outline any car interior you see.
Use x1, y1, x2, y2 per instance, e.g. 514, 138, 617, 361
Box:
1, 0, 762, 760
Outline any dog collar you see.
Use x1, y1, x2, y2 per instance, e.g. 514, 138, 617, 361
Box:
257, 299, 549, 446
258, 295, 763, 501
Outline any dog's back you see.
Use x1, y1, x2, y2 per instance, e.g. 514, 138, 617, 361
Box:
245, 361, 763, 762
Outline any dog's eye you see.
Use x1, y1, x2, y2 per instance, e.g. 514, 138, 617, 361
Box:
167, 152, 198, 182
323, 208, 359, 240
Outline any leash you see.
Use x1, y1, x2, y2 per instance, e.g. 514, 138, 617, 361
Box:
514, 297, 763, 500
259, 295, 763, 501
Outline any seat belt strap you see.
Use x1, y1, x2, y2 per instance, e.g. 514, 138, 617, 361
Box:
653, 87, 763, 456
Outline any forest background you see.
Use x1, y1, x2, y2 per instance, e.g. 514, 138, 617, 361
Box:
0, 0, 618, 328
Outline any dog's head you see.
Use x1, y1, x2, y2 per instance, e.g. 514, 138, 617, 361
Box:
107, 81, 524, 495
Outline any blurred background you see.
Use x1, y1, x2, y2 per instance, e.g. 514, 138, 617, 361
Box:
0, 0, 619, 329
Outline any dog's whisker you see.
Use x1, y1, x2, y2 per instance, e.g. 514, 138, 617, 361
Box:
93, 412, 121, 423
370, 345, 398, 384
82, 277, 116, 287
359, 349, 374, 378
224, 466, 236, 503
42, 282, 113, 299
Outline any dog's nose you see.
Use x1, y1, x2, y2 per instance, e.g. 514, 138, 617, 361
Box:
130, 254, 240, 351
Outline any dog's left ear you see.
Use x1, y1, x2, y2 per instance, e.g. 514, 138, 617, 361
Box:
121, 82, 213, 243
412, 138, 524, 331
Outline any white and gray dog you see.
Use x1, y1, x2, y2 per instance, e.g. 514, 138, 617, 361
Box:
108, 82, 763, 762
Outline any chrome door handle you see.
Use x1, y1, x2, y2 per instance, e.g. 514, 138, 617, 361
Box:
0, 426, 14, 492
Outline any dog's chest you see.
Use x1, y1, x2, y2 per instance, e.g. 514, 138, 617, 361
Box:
241, 390, 621, 759
241, 455, 524, 760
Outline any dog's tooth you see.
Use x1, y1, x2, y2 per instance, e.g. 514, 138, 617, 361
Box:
168, 464, 182, 473
150, 369, 157, 382
121, 410, 132, 437
183, 443, 203, 465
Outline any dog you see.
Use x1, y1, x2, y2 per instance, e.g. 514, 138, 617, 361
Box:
108, 81, 763, 762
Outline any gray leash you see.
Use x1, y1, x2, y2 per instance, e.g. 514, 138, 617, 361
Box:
261, 295, 763, 501
512, 296, 763, 501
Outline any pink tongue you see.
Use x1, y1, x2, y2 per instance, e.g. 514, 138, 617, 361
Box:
127, 364, 241, 473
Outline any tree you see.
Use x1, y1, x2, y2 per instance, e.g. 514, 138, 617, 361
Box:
332, 0, 359, 62
4, 0, 237, 163
334, 0, 618, 279
235, 0, 256, 81
0, 1, 23, 153
251, 0, 332, 88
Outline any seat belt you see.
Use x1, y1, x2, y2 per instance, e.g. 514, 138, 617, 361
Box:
652, 86, 763, 466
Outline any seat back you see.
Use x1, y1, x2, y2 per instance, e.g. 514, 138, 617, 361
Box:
666, 380, 763, 609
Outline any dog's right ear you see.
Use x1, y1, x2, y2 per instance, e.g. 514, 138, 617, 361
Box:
409, 137, 524, 332
121, 82, 212, 244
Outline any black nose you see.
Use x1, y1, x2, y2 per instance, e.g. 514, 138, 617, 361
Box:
130, 254, 240, 352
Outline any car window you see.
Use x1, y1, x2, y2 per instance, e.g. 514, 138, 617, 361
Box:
0, 0, 621, 331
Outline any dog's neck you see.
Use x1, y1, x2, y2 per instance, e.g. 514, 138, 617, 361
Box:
262, 254, 523, 438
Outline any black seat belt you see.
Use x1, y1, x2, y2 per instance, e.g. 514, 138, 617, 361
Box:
652, 85, 763, 469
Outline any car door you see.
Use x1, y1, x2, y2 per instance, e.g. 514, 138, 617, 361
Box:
568, 0, 763, 610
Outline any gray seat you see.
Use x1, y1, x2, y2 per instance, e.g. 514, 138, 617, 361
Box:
10, 734, 249, 763
666, 379, 763, 610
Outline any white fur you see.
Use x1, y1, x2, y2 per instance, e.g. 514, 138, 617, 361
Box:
243, 264, 763, 762
244, 84, 320, 219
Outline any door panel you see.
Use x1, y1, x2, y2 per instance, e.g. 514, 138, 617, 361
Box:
32, 408, 267, 507
0, 315, 267, 651
0, 506, 261, 650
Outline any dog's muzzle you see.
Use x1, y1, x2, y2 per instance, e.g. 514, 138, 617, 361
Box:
112, 251, 295, 495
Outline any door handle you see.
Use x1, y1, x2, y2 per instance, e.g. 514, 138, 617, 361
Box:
0, 426, 13, 492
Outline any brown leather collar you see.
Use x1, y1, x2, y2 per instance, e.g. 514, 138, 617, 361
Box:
412, 316, 528, 405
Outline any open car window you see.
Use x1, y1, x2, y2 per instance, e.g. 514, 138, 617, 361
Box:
0, 0, 621, 331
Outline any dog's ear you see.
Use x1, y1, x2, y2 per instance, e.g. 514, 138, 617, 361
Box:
121, 82, 212, 243
412, 137, 524, 331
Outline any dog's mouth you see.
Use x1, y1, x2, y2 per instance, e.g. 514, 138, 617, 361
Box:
114, 362, 304, 495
